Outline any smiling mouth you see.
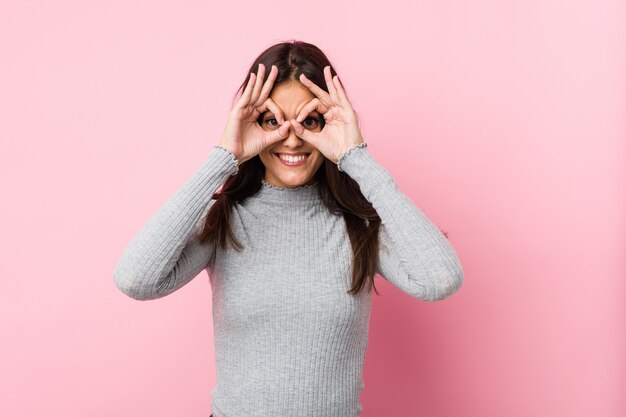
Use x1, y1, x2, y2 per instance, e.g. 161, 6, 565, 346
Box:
274, 152, 311, 166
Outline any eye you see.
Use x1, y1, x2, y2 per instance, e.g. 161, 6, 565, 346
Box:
264, 117, 279, 128
303, 116, 319, 128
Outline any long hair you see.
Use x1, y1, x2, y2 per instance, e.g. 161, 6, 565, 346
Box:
198, 40, 448, 296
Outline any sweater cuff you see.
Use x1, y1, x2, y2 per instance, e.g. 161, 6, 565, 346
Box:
211, 145, 240, 176
337, 142, 368, 172
336, 143, 395, 196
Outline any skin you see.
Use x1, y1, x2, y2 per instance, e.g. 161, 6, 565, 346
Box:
219, 63, 365, 188
258, 81, 326, 188
290, 66, 365, 167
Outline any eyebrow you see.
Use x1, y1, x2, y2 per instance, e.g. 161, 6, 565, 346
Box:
262, 110, 321, 117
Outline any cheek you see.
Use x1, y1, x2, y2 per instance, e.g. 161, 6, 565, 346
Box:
311, 152, 326, 168
258, 150, 273, 167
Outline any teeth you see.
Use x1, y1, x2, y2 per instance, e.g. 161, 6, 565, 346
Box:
279, 154, 308, 163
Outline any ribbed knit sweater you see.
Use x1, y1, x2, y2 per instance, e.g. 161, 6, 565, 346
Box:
113, 143, 464, 417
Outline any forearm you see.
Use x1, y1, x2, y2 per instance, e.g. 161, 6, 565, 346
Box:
338, 143, 464, 301
113, 146, 239, 300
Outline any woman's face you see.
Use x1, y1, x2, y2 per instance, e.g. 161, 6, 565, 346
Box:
258, 81, 325, 188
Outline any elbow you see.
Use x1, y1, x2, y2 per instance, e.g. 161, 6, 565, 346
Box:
113, 266, 159, 301
421, 267, 464, 302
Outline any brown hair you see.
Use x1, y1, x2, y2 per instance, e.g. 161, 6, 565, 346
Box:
198, 40, 448, 296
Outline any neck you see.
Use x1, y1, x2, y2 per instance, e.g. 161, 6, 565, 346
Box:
254, 178, 321, 204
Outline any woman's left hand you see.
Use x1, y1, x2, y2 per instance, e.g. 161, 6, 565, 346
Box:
289, 66, 365, 165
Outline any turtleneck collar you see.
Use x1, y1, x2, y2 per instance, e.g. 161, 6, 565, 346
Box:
254, 179, 322, 203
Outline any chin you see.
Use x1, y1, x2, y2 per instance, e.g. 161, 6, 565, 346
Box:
275, 174, 315, 188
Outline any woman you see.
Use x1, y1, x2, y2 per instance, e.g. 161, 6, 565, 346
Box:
114, 40, 464, 417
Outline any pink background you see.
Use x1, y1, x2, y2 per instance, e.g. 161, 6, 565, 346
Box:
1, 0, 624, 416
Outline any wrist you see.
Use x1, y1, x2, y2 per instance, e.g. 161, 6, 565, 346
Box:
337, 142, 368, 171
214, 145, 241, 167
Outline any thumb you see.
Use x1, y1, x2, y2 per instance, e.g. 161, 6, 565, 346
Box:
290, 119, 320, 148
266, 120, 292, 146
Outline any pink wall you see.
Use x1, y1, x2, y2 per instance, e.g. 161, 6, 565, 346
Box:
1, 1, 624, 416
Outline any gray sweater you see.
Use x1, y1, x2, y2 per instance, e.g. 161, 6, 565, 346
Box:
113, 143, 464, 417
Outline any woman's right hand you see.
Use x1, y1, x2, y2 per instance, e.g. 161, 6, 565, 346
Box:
218, 63, 292, 165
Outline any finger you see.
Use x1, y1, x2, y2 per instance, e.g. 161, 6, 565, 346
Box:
257, 65, 278, 104
295, 98, 329, 123
290, 119, 320, 148
267, 120, 292, 144
238, 72, 256, 108
332, 75, 352, 110
298, 73, 333, 108
324, 66, 340, 107
250, 63, 266, 105
259, 97, 285, 125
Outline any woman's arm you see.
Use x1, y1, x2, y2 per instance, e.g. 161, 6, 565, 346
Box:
113, 146, 239, 301
338, 143, 464, 302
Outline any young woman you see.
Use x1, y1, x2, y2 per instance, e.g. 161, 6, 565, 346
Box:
114, 40, 464, 417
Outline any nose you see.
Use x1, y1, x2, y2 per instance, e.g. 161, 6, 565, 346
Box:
282, 121, 305, 147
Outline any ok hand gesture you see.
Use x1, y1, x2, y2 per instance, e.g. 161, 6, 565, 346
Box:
219, 63, 293, 165
289, 66, 365, 165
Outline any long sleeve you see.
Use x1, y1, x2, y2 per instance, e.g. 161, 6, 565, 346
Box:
113, 146, 239, 301
337, 143, 464, 302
